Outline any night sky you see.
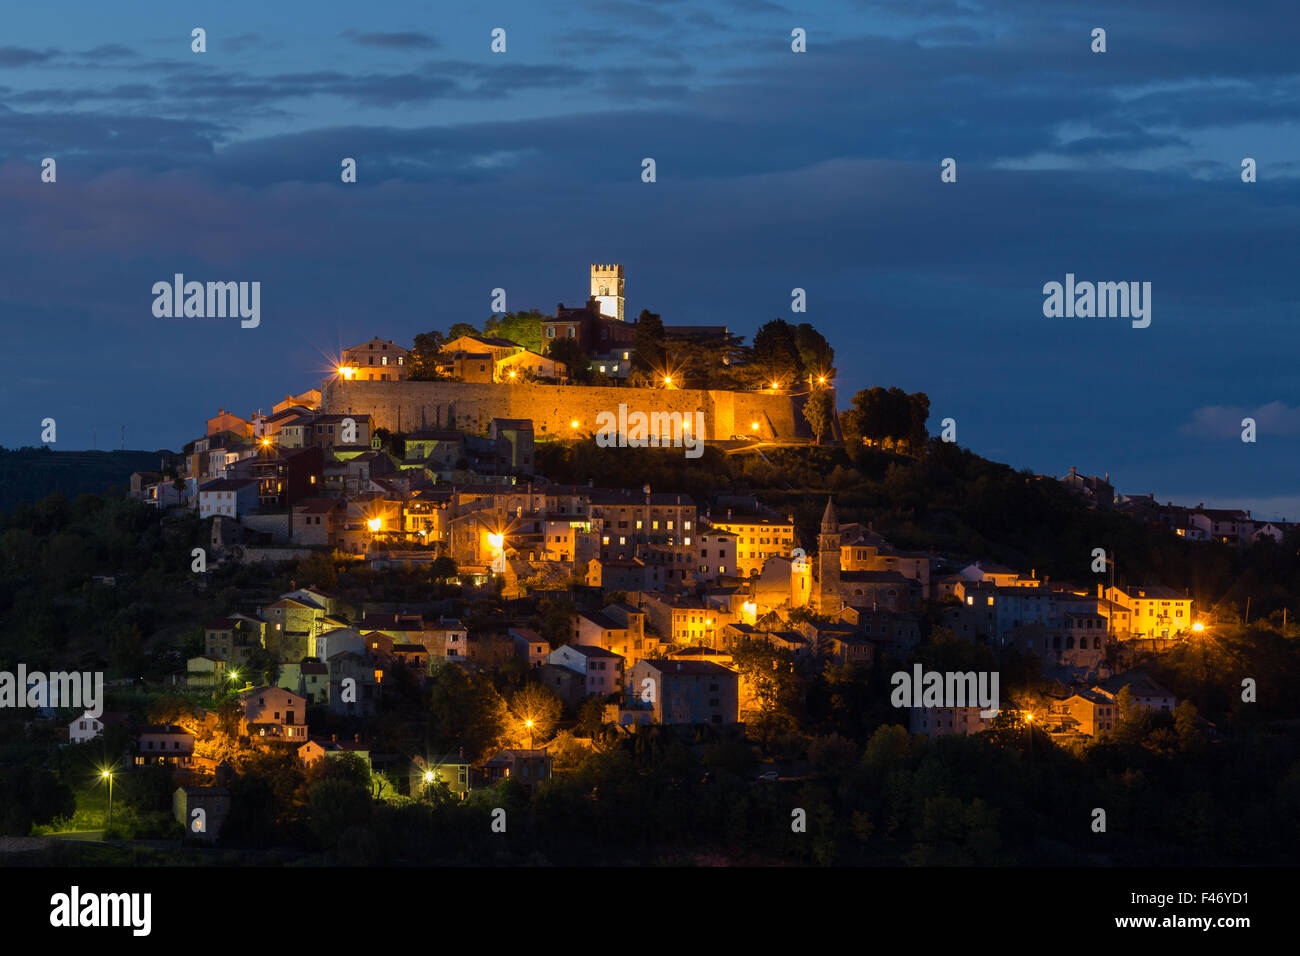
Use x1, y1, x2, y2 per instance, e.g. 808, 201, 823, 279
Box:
2, 1, 1296, 516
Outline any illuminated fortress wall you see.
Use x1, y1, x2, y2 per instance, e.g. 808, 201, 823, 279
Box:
320, 379, 831, 442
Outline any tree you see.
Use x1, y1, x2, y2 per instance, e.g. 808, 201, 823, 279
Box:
483, 309, 545, 354
507, 683, 562, 748
803, 387, 834, 445
545, 337, 590, 383
447, 322, 479, 340
577, 695, 608, 736
750, 318, 804, 386
408, 331, 446, 381
631, 309, 667, 377
795, 323, 835, 380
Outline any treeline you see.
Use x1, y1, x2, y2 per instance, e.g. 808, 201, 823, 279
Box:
0, 446, 163, 514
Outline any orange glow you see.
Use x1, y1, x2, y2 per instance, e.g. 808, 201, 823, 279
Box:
570, 419, 579, 429
367, 518, 382, 532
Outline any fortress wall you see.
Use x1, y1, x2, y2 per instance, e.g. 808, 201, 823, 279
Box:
320, 380, 826, 442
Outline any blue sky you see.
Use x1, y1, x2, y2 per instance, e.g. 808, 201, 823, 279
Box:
1, 0, 1297, 516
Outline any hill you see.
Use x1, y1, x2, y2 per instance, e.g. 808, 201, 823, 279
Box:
0, 446, 169, 515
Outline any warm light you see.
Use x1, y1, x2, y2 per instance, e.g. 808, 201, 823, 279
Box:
525, 719, 534, 728
367, 518, 382, 532
750, 422, 758, 430
337, 366, 356, 380
101, 769, 111, 778
663, 376, 672, 385
570, 419, 579, 429
508, 370, 517, 379
260, 437, 272, 447
817, 376, 826, 384
1192, 622, 1205, 632
487, 532, 504, 551
771, 382, 780, 390
1024, 713, 1034, 723
424, 770, 434, 783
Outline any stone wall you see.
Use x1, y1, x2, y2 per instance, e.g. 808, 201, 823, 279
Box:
320, 379, 833, 442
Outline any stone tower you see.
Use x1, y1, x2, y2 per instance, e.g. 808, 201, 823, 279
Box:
815, 496, 842, 613
591, 264, 625, 321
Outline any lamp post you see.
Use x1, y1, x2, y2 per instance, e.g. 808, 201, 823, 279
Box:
525, 719, 534, 750
101, 769, 114, 832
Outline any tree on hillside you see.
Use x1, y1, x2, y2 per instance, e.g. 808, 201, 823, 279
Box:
631, 309, 667, 378
795, 323, 836, 381
750, 318, 803, 386
408, 331, 446, 381
484, 309, 545, 353
803, 386, 834, 445
447, 322, 480, 341
841, 387, 930, 455
507, 683, 562, 748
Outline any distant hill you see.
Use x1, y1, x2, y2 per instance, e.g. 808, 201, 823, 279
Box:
0, 446, 170, 514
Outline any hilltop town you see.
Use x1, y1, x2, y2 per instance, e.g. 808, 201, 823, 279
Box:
5, 265, 1297, 864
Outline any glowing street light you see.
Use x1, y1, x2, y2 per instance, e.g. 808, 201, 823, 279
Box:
367, 517, 382, 532
1192, 622, 1205, 632
750, 422, 759, 431
663, 376, 672, 386
570, 419, 579, 429
771, 382, 780, 390
100, 769, 114, 831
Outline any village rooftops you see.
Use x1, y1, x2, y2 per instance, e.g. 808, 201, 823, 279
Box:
579, 610, 623, 630
294, 498, 346, 513
199, 477, 258, 492
1094, 671, 1175, 699
638, 659, 735, 677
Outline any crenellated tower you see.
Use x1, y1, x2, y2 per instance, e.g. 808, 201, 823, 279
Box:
590, 264, 625, 321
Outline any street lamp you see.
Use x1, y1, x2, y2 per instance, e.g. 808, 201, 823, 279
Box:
525, 718, 535, 750
101, 769, 114, 832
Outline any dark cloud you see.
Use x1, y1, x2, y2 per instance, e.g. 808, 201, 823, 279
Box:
0, 46, 58, 67
78, 44, 136, 60
343, 30, 440, 50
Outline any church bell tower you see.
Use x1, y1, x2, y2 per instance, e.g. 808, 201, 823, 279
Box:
815, 496, 842, 613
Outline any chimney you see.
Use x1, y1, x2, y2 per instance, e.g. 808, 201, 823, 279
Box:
1070, 466, 1077, 476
